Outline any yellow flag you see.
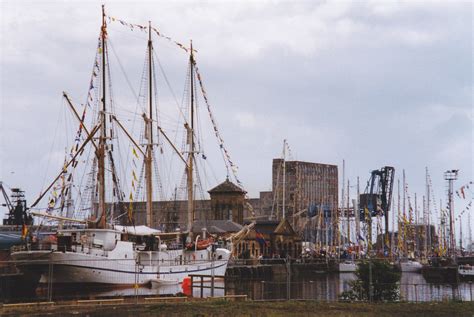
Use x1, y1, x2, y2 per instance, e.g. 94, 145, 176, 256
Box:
132, 147, 139, 158
132, 171, 138, 181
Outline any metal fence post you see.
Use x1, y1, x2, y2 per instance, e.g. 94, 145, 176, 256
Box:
287, 256, 291, 300
47, 260, 53, 302
469, 282, 472, 302
414, 284, 418, 303
368, 259, 373, 302
134, 260, 138, 304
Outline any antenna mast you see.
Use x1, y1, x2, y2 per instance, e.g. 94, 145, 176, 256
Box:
445, 169, 458, 260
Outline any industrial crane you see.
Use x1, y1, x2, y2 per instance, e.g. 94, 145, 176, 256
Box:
359, 166, 395, 252
0, 182, 32, 226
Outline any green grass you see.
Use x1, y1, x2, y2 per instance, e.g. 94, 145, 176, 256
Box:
3, 300, 474, 316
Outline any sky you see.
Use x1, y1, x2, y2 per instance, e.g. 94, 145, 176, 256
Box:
0, 1, 472, 238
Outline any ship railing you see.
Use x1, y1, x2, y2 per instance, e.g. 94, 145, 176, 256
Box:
10, 243, 55, 252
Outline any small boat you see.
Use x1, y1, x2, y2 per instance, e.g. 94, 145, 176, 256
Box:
399, 260, 422, 273
458, 265, 474, 280
338, 261, 357, 273
186, 237, 214, 251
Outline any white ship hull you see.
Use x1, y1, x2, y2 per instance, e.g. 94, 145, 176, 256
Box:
13, 249, 229, 285
458, 265, 474, 278
338, 261, 357, 273
11, 229, 231, 285
399, 261, 422, 272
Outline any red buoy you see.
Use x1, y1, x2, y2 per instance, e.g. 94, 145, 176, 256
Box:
182, 276, 192, 296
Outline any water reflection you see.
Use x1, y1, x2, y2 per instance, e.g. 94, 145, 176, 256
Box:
400, 273, 473, 302
226, 273, 474, 302
32, 273, 473, 302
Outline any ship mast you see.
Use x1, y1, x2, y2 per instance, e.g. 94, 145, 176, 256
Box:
145, 21, 154, 228
346, 180, 350, 246
186, 41, 195, 235
282, 139, 286, 220
97, 5, 107, 228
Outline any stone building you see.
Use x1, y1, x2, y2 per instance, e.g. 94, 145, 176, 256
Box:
128, 179, 252, 231
208, 178, 246, 224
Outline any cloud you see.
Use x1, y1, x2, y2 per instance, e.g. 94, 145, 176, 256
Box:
0, 1, 471, 226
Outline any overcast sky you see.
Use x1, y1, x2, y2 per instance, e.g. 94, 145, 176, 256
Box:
0, 1, 472, 236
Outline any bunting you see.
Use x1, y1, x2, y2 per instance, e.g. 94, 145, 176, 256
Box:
456, 181, 473, 199
86, 41, 101, 108
455, 201, 473, 222
43, 38, 101, 218
105, 15, 194, 54
193, 61, 241, 186
128, 146, 140, 223
21, 224, 28, 239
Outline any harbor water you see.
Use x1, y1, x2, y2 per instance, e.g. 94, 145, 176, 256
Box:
15, 272, 473, 303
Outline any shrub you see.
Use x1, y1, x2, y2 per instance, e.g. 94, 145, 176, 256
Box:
340, 259, 400, 302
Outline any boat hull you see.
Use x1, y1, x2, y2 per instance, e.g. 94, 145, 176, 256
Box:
338, 261, 357, 273
458, 266, 474, 281
399, 261, 422, 273
12, 248, 230, 285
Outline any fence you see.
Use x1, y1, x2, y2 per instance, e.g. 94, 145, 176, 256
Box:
229, 280, 474, 302
1, 257, 474, 304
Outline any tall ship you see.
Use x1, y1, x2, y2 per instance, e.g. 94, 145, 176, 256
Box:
11, 6, 233, 286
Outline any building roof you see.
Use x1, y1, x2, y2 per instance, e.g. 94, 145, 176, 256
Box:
114, 225, 161, 236
272, 158, 338, 168
191, 220, 243, 234
208, 178, 247, 194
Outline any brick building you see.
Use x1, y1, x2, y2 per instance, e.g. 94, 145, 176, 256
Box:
271, 159, 338, 244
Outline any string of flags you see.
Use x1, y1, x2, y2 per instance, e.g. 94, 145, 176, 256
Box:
456, 181, 473, 199
455, 201, 472, 222
452, 181, 473, 223
192, 61, 241, 187
105, 15, 194, 54
86, 40, 101, 109
128, 146, 140, 222
44, 41, 102, 215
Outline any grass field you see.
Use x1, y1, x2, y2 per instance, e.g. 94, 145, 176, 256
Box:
2, 300, 474, 316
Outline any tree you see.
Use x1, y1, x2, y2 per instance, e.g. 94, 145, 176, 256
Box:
340, 260, 400, 302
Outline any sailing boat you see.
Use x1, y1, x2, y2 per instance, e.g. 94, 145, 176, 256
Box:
11, 7, 230, 286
